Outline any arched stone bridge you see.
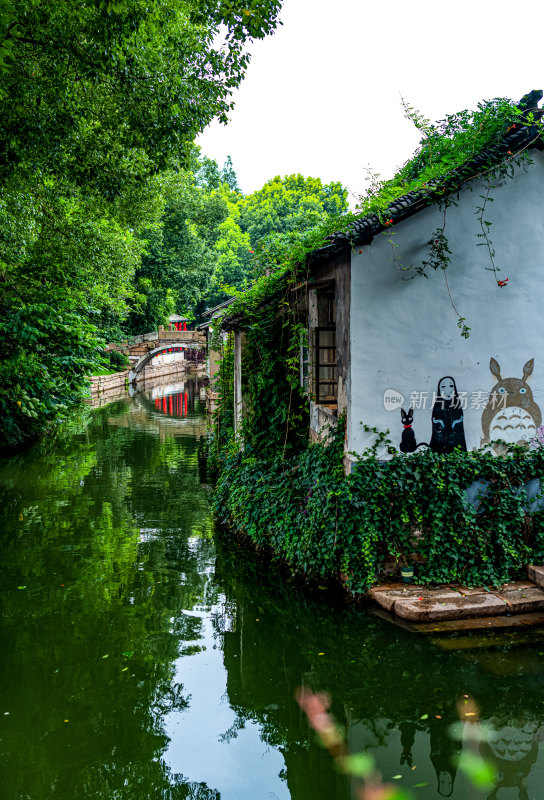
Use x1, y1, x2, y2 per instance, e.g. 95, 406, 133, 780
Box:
105, 326, 206, 384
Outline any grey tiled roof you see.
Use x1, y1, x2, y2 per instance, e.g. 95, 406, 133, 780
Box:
318, 94, 543, 254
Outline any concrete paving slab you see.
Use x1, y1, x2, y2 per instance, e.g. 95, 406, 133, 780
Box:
393, 590, 506, 622
367, 585, 423, 612
368, 573, 544, 630
496, 581, 534, 593
455, 586, 497, 596
412, 612, 544, 633
494, 586, 544, 614
527, 565, 544, 587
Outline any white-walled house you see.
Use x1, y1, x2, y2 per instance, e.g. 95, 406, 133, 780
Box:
220, 92, 544, 470
302, 93, 544, 467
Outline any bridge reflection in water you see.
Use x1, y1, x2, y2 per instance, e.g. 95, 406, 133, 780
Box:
154, 391, 188, 417
149, 378, 204, 418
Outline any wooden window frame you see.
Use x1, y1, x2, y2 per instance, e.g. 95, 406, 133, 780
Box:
314, 325, 337, 405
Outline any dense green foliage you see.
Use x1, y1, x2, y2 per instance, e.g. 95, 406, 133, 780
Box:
127, 159, 231, 332
211, 94, 544, 591
0, 0, 283, 449
0, 0, 283, 176
204, 173, 349, 307
357, 98, 519, 215
237, 174, 347, 241
214, 427, 544, 591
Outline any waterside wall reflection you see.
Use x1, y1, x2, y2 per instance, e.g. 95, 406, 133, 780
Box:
1, 378, 544, 800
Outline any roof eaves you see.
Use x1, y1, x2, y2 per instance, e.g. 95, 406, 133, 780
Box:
219, 94, 543, 328
202, 297, 238, 318
318, 110, 543, 253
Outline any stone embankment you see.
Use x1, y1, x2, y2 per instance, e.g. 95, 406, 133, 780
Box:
369, 565, 544, 633
88, 361, 204, 406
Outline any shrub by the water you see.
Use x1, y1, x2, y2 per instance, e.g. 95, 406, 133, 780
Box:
213, 426, 544, 591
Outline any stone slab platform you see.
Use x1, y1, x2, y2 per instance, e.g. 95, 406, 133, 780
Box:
528, 564, 544, 587
368, 567, 544, 627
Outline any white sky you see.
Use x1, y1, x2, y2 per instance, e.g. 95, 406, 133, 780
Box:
197, 0, 543, 204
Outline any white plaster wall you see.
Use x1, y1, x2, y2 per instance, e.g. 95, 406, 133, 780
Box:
348, 151, 544, 458
151, 351, 185, 366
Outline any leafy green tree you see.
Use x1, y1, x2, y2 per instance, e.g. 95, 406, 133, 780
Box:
0, 180, 145, 448
203, 173, 348, 306
127, 169, 230, 331
221, 156, 240, 192
0, 0, 283, 186
237, 174, 348, 243
0, 0, 283, 449
205, 216, 253, 308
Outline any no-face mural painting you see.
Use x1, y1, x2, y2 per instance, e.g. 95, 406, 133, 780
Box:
398, 377, 467, 454
397, 362, 542, 456
481, 358, 542, 453
429, 376, 467, 454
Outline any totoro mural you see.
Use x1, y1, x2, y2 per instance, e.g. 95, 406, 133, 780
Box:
481, 358, 542, 453
397, 360, 542, 456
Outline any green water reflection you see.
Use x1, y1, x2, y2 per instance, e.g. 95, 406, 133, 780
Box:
1, 377, 544, 800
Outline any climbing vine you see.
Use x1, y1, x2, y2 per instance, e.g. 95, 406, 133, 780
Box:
209, 93, 544, 591
369, 96, 544, 335
213, 422, 544, 593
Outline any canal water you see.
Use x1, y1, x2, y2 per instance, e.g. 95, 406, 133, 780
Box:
2, 375, 544, 800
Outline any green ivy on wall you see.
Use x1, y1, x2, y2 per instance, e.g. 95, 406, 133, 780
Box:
213, 423, 544, 592
209, 94, 544, 591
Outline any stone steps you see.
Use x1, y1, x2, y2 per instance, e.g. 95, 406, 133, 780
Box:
368, 567, 544, 632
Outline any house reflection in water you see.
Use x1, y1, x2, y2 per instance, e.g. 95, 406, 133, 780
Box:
151, 379, 203, 418
212, 538, 544, 800
155, 392, 188, 417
